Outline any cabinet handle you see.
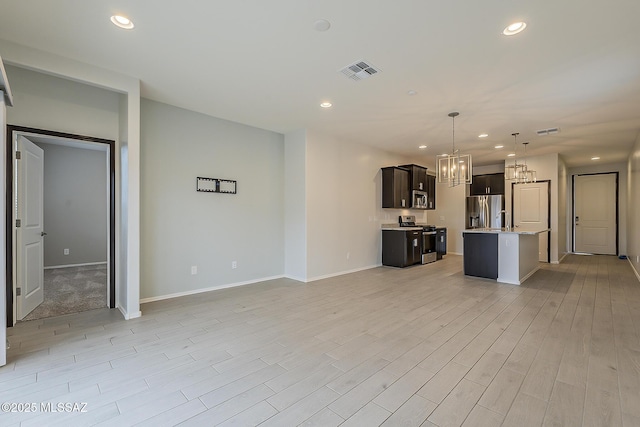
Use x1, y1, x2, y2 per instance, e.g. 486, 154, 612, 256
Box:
402, 199, 405, 207
413, 238, 418, 247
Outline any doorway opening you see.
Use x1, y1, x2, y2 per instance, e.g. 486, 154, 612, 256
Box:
572, 172, 618, 255
5, 126, 116, 325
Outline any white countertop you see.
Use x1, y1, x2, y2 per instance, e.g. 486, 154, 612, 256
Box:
463, 228, 550, 235
381, 226, 423, 231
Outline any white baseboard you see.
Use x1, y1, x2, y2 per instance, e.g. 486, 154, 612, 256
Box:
304, 264, 380, 283
117, 305, 142, 320
551, 252, 569, 265
139, 275, 286, 304
628, 258, 640, 283
45, 261, 107, 270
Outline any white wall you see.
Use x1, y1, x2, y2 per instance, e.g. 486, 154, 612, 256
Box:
5, 65, 120, 138
430, 183, 466, 254
304, 130, 416, 280
284, 129, 307, 281
34, 142, 108, 267
473, 164, 505, 175
1, 40, 141, 319
568, 162, 627, 256
505, 153, 560, 263
558, 156, 568, 260
1, 78, 9, 366
627, 133, 640, 276
139, 99, 284, 300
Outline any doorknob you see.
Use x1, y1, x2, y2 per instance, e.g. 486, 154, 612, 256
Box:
41, 232, 47, 237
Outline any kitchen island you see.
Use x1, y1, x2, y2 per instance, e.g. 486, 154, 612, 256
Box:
462, 228, 550, 285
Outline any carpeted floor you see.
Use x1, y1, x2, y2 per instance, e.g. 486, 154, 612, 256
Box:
22, 264, 107, 321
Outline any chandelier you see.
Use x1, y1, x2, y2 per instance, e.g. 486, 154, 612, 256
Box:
437, 112, 472, 187
521, 142, 537, 183
505, 132, 526, 181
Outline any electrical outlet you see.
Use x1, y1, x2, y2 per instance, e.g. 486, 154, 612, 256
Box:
440, 216, 445, 221
191, 265, 197, 275
232, 261, 237, 269
63, 248, 69, 255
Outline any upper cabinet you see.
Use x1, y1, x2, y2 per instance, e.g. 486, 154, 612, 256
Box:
382, 167, 410, 208
470, 173, 505, 195
399, 164, 427, 191
426, 174, 435, 209
382, 164, 435, 210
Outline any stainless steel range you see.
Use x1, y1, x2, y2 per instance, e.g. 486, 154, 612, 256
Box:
399, 215, 437, 264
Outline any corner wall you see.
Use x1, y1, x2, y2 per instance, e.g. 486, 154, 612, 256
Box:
303, 130, 416, 281
284, 130, 307, 281
627, 132, 640, 276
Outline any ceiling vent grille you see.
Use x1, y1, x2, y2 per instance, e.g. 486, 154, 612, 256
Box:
339, 60, 381, 81
536, 127, 560, 136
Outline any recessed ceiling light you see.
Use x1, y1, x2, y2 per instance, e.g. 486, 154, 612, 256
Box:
440, 153, 449, 157
503, 21, 526, 36
111, 15, 134, 29
407, 90, 417, 96
508, 153, 516, 157
313, 19, 331, 32
494, 145, 504, 149
320, 102, 332, 108
478, 133, 489, 138
591, 156, 600, 160
418, 145, 427, 149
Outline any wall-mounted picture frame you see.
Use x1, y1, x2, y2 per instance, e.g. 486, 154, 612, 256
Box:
197, 177, 237, 194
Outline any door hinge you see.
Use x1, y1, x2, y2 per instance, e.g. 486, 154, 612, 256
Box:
16, 287, 21, 296
15, 219, 21, 228
15, 151, 21, 160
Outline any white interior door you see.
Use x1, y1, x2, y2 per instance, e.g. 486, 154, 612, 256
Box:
513, 181, 549, 262
574, 173, 616, 254
16, 135, 45, 320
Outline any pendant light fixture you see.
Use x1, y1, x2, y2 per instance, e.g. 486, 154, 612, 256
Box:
505, 132, 526, 181
437, 112, 472, 187
521, 142, 537, 183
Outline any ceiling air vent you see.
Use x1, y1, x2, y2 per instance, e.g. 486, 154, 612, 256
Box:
536, 127, 560, 136
339, 60, 381, 81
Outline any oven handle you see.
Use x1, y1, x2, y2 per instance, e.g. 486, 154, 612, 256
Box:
423, 231, 437, 235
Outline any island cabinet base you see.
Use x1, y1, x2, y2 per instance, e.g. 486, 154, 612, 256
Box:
463, 233, 498, 279
497, 233, 540, 285
463, 228, 547, 285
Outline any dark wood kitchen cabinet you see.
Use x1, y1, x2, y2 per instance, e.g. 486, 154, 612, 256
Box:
426, 174, 436, 209
463, 232, 498, 279
382, 229, 422, 267
381, 167, 410, 208
399, 164, 427, 191
436, 227, 447, 259
470, 173, 505, 195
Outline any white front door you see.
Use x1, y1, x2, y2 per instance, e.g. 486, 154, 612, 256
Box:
513, 181, 549, 262
574, 173, 617, 255
16, 135, 45, 320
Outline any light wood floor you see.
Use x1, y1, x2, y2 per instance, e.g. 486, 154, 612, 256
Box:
2, 254, 640, 426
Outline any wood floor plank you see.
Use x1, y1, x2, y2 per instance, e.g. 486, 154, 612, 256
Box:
502, 392, 548, 427
542, 380, 585, 427
2, 254, 638, 427
427, 379, 485, 427
381, 394, 437, 427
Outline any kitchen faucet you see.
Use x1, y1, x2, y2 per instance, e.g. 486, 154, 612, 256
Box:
498, 210, 510, 230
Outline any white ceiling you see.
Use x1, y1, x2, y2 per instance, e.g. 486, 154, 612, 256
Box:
0, 0, 639, 168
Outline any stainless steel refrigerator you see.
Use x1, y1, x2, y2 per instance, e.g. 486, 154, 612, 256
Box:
466, 195, 505, 229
